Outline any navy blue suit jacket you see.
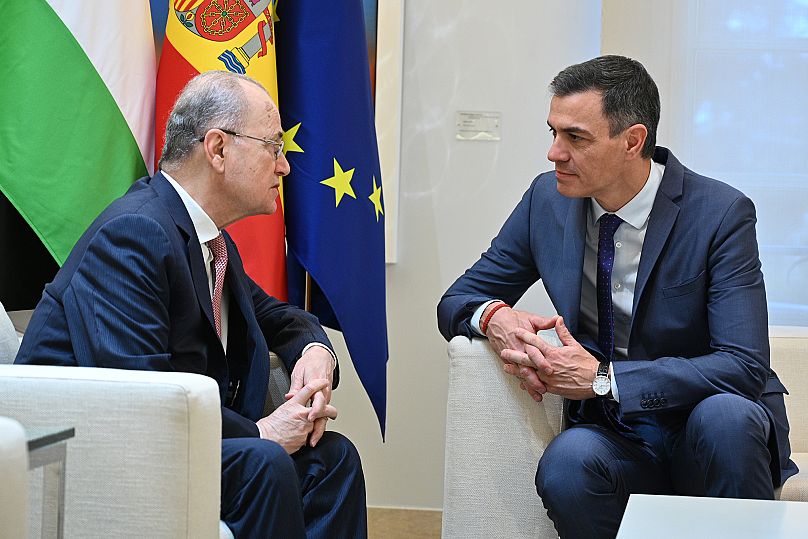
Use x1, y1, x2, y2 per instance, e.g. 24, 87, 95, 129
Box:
438, 148, 796, 486
16, 173, 335, 438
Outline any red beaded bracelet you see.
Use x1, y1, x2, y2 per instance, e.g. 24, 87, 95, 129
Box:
480, 302, 510, 334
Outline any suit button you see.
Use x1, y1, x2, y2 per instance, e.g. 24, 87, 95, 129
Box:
641, 399, 648, 408
653, 398, 660, 407
660, 398, 667, 406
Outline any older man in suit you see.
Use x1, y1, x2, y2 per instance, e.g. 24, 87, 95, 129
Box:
438, 55, 796, 539
17, 71, 366, 538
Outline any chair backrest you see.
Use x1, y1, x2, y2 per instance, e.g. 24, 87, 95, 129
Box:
263, 352, 291, 416
0, 303, 20, 364
0, 416, 28, 539
770, 335, 808, 452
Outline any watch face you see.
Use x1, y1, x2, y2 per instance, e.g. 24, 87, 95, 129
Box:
593, 376, 611, 396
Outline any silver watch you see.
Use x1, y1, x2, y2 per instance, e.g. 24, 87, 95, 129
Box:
592, 361, 611, 397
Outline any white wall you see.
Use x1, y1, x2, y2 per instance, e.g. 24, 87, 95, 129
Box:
329, 0, 602, 510
605, 0, 808, 328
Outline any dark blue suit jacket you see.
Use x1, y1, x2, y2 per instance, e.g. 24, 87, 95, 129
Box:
438, 147, 796, 486
16, 173, 335, 438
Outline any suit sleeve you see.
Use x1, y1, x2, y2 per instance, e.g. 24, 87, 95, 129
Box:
62, 215, 174, 370
613, 195, 770, 416
222, 407, 260, 438
437, 178, 541, 341
247, 276, 339, 388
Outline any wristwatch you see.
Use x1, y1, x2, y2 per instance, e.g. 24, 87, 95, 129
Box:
592, 361, 611, 397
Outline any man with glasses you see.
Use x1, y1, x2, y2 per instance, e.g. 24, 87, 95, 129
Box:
17, 71, 367, 538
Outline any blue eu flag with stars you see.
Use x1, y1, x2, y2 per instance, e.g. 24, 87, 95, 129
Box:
276, 0, 388, 435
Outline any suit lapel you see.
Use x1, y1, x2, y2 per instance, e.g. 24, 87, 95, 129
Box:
631, 149, 683, 318
222, 232, 254, 339
560, 198, 588, 333
221, 230, 270, 420
150, 173, 217, 334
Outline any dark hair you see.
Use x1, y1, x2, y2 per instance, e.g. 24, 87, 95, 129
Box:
549, 55, 659, 158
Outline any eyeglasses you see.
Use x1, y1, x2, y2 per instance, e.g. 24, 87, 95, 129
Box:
198, 128, 284, 158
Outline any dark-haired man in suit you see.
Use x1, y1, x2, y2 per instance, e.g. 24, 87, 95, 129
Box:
438, 55, 796, 538
17, 70, 367, 539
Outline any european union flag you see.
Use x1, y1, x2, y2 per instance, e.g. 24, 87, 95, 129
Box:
276, 1, 388, 435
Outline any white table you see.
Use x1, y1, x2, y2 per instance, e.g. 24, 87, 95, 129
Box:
617, 494, 808, 539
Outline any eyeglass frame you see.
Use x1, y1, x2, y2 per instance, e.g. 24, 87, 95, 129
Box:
197, 128, 284, 158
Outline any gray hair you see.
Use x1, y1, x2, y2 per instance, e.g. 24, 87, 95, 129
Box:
549, 55, 660, 158
159, 71, 267, 170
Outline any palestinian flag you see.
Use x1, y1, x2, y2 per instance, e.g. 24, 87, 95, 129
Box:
0, 0, 155, 308
156, 0, 288, 300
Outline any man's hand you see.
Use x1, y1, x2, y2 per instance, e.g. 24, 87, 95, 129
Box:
256, 379, 338, 454
483, 304, 557, 402
286, 345, 335, 447
501, 317, 600, 400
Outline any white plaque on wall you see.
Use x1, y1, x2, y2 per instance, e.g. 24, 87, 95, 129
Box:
456, 111, 501, 141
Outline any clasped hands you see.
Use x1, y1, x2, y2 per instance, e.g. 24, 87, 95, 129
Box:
482, 304, 599, 401
256, 345, 336, 454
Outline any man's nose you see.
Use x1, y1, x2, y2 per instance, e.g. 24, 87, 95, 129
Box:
276, 151, 291, 176
547, 138, 567, 163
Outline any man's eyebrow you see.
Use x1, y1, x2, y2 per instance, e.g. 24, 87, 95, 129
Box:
547, 121, 592, 136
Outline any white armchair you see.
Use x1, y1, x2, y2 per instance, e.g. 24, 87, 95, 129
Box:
0, 416, 29, 539
442, 333, 808, 538
0, 305, 291, 539
0, 364, 224, 538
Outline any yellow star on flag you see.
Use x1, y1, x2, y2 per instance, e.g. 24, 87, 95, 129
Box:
283, 122, 305, 155
368, 176, 384, 222
282, 122, 304, 154
321, 158, 356, 207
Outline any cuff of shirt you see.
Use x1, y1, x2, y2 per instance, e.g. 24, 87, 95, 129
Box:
610, 362, 620, 402
301, 342, 338, 372
471, 300, 502, 336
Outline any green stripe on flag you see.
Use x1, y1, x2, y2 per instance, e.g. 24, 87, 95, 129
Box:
0, 0, 148, 265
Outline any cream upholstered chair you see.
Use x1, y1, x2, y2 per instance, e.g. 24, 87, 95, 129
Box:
0, 301, 19, 362
442, 331, 808, 538
0, 305, 289, 539
0, 416, 29, 539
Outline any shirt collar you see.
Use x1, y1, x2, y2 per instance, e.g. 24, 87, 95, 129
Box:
161, 171, 220, 244
590, 160, 665, 229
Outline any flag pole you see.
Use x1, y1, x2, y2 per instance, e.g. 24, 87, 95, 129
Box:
304, 272, 313, 312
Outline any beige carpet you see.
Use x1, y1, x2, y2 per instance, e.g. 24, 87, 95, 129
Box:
368, 508, 442, 538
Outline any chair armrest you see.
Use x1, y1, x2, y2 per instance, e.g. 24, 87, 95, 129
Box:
0, 416, 28, 538
443, 336, 563, 539
0, 365, 222, 539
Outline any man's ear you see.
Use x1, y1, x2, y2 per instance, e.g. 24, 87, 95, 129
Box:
624, 124, 648, 159
201, 130, 227, 173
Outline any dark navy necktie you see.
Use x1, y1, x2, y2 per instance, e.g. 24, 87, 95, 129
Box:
597, 213, 623, 361
591, 213, 640, 441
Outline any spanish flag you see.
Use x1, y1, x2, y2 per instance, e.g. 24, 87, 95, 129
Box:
155, 0, 287, 300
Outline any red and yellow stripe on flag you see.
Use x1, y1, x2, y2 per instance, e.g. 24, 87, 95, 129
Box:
155, 0, 287, 300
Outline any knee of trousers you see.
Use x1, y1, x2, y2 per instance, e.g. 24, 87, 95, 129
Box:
686, 393, 770, 450
536, 429, 614, 503
312, 431, 363, 473
228, 438, 298, 489
686, 393, 771, 460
